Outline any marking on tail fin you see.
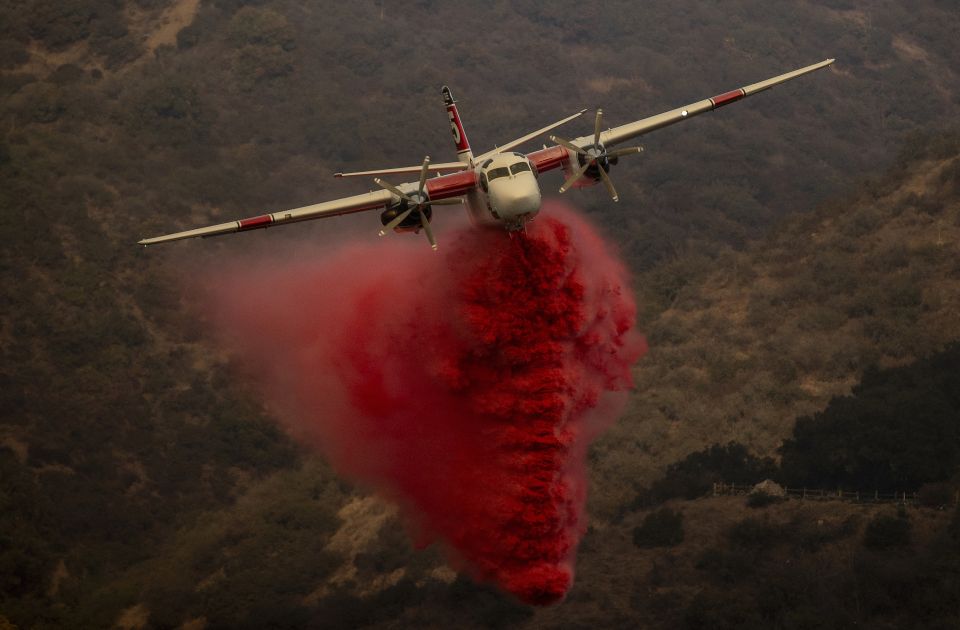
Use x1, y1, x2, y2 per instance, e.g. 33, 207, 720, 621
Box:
442, 86, 472, 161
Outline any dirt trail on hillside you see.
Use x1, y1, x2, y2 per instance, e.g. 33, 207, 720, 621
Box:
142, 0, 201, 54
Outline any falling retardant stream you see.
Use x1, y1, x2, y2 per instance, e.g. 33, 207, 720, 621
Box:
202, 201, 647, 605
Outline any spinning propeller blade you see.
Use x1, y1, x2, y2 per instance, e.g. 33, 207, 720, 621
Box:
375, 155, 457, 249
552, 111, 644, 202
378, 207, 414, 236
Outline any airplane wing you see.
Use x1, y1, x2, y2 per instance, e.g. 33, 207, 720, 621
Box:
578, 58, 835, 149
138, 189, 393, 245
529, 59, 834, 201
530, 59, 834, 174
139, 157, 479, 246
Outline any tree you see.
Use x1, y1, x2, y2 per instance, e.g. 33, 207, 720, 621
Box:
780, 344, 960, 492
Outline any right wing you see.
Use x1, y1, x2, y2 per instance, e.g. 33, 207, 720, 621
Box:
138, 189, 393, 245
584, 58, 835, 149
526, 59, 834, 178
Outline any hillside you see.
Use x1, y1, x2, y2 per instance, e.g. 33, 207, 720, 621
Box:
591, 136, 960, 516
4, 122, 958, 630
568, 494, 960, 630
3, 0, 960, 627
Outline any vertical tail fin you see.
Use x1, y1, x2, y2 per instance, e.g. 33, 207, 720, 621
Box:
442, 86, 473, 164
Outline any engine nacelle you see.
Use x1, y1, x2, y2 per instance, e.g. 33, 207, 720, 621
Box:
562, 144, 619, 190
579, 144, 617, 182
379, 196, 432, 233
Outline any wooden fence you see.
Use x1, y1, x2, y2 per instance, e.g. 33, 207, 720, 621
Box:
712, 481, 960, 507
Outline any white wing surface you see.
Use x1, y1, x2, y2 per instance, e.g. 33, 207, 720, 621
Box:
574, 59, 835, 149
138, 189, 393, 245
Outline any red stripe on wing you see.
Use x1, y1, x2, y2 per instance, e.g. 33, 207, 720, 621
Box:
238, 215, 274, 230
710, 89, 746, 108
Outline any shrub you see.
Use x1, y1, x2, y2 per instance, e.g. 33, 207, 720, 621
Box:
794, 515, 859, 553
177, 23, 201, 50
917, 482, 954, 508
746, 492, 783, 509
633, 508, 684, 548
0, 39, 29, 69
227, 8, 294, 49
727, 516, 780, 549
863, 513, 911, 550
694, 547, 756, 585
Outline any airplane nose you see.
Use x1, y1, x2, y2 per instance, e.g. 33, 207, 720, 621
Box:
501, 186, 540, 215
513, 189, 540, 214
489, 178, 542, 223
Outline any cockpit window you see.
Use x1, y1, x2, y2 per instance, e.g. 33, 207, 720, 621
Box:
510, 162, 531, 175
487, 167, 510, 181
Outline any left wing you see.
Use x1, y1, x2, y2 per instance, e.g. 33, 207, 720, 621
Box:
138, 161, 480, 246
138, 189, 392, 245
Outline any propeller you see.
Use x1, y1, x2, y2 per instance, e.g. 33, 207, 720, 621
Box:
550, 109, 643, 202
374, 155, 460, 250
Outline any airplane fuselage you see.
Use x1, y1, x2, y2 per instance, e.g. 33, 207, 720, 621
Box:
468, 153, 543, 230
408, 150, 559, 234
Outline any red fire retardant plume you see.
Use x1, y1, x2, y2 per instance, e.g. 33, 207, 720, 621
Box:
203, 201, 646, 605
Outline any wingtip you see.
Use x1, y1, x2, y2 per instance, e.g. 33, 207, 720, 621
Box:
334, 172, 343, 178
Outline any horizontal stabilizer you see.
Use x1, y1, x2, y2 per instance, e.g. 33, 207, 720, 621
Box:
475, 109, 588, 161
335, 162, 468, 178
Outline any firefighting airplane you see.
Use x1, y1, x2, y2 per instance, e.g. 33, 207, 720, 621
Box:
138, 59, 834, 249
